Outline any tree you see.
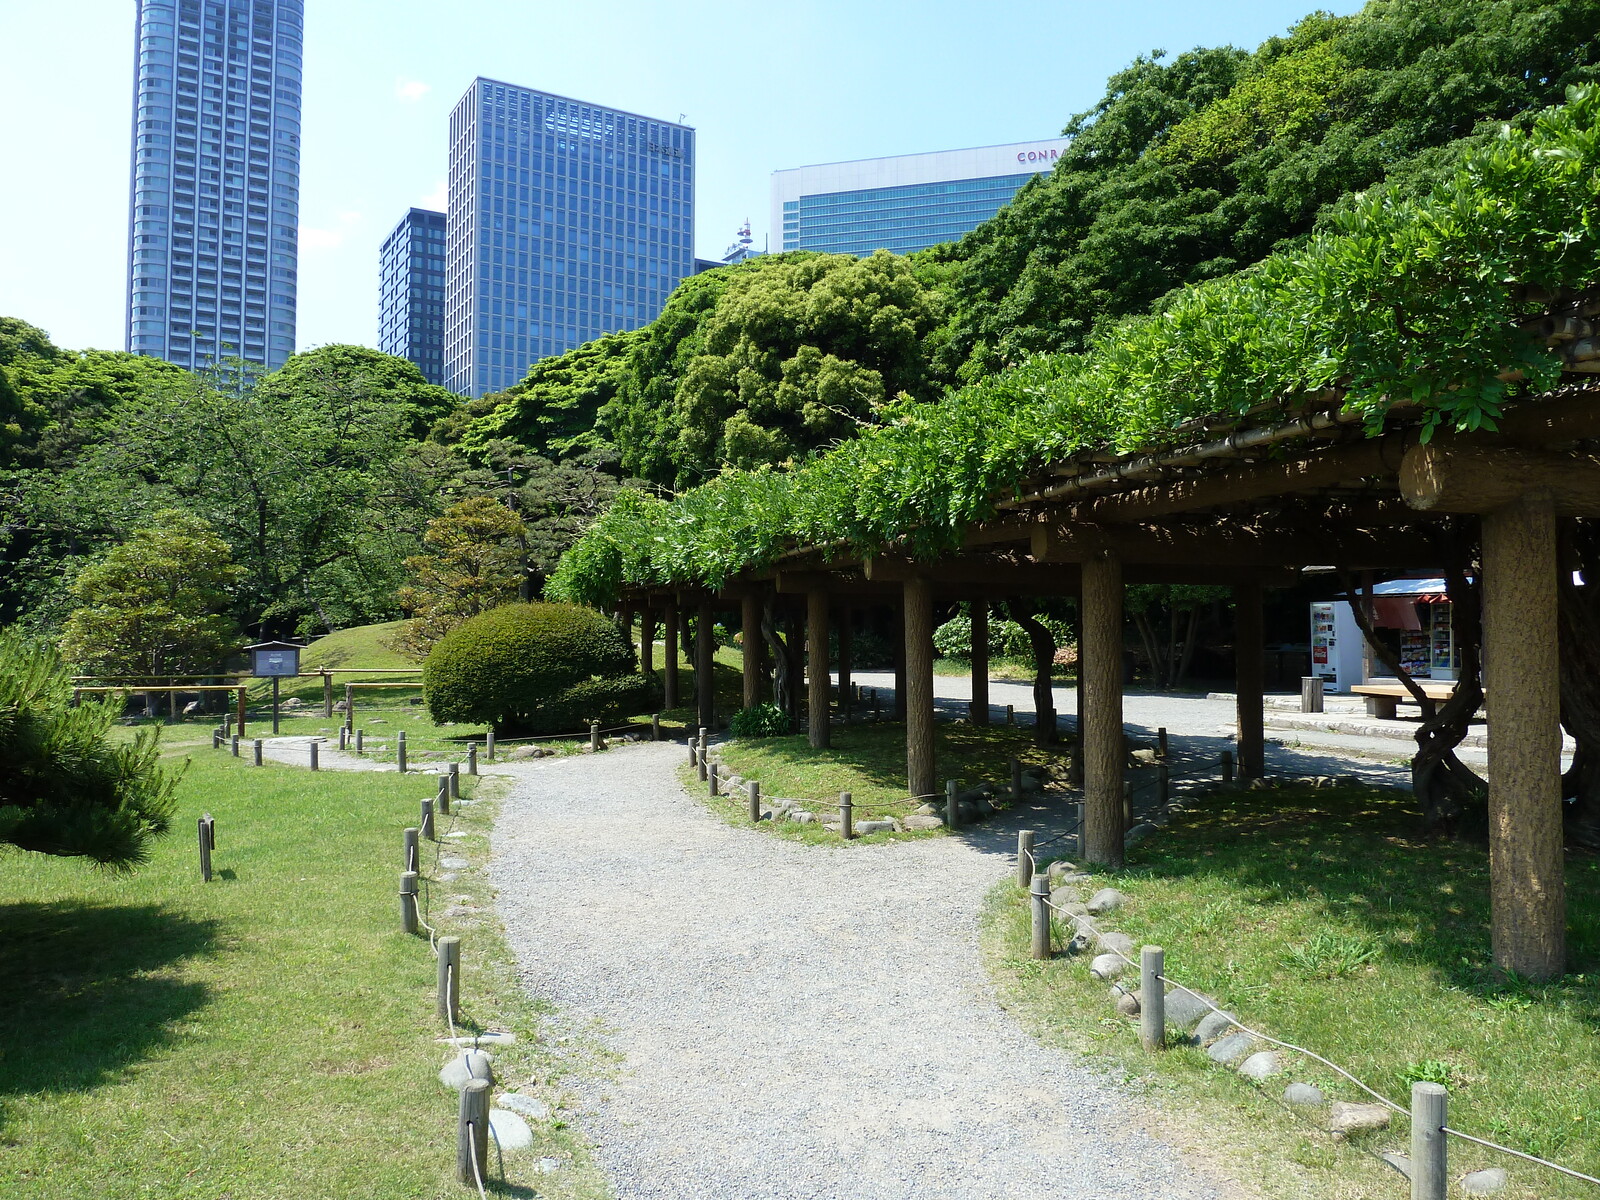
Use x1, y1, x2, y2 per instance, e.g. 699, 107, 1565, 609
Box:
60, 509, 243, 680
394, 496, 526, 659
254, 344, 462, 439
0, 631, 177, 868
1125, 585, 1228, 689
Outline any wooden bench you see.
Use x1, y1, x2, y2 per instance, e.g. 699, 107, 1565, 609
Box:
1350, 680, 1458, 719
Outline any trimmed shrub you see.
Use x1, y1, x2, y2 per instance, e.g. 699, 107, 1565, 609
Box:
728, 703, 790, 739
423, 602, 651, 733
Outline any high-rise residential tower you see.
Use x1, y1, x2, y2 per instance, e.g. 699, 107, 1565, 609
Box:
125, 0, 303, 371
445, 78, 694, 398
771, 138, 1071, 257
378, 208, 446, 384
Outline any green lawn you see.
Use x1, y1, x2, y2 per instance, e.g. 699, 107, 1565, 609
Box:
0, 730, 609, 1200
984, 783, 1600, 1200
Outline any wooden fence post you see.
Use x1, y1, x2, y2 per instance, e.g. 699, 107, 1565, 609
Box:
747, 780, 760, 823
651, 713, 661, 742
403, 827, 419, 874
590, 722, 601, 752
466, 745, 477, 776
1016, 830, 1034, 888
397, 730, 407, 774
1301, 675, 1325, 714
449, 762, 460, 800
252, 738, 262, 767
197, 815, 214, 882
437, 935, 460, 1024
1030, 873, 1051, 959
457, 1078, 490, 1189
309, 740, 318, 771
840, 791, 853, 840
1157, 726, 1169, 759
1159, 762, 1171, 811
1221, 750, 1234, 783
322, 671, 333, 719
1140, 946, 1165, 1052
436, 774, 450, 816
1410, 1082, 1448, 1200
485, 730, 495, 761
355, 728, 364, 754
421, 797, 435, 842
708, 763, 719, 797
946, 779, 960, 829
399, 870, 419, 934
230, 734, 240, 757
1011, 757, 1023, 803
1006, 704, 1015, 726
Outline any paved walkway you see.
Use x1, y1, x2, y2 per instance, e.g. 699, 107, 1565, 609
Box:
491, 743, 1235, 1200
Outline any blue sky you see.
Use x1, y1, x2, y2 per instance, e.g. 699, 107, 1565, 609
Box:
0, 0, 1360, 356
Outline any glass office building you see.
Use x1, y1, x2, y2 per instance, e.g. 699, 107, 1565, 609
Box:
125, 0, 303, 371
445, 78, 694, 398
378, 208, 447, 385
770, 139, 1070, 257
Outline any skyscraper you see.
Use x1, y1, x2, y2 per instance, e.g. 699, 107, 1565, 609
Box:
378, 208, 446, 385
445, 78, 694, 398
125, 0, 303, 372
771, 139, 1071, 257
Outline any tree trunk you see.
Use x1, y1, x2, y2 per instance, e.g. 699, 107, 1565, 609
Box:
1008, 600, 1057, 745
761, 596, 791, 719
1558, 520, 1600, 848
1131, 611, 1162, 689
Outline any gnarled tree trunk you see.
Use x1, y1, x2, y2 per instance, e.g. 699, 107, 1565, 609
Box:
1008, 599, 1057, 745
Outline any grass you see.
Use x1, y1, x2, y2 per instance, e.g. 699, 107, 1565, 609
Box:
933, 655, 1074, 684
706, 721, 1070, 843
0, 724, 611, 1200
982, 782, 1600, 1200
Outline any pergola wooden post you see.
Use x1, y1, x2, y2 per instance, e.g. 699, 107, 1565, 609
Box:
892, 601, 908, 722
740, 591, 763, 710
807, 587, 831, 748
1082, 555, 1125, 866
696, 600, 716, 730
640, 604, 656, 678
1482, 491, 1566, 980
837, 605, 853, 720
1234, 581, 1266, 779
904, 577, 936, 802
662, 603, 680, 710
970, 599, 990, 725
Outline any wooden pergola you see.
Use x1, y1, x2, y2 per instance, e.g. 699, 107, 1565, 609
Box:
617, 357, 1600, 982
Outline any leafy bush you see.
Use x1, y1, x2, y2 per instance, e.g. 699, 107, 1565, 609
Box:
728, 703, 791, 739
422, 602, 650, 734
933, 609, 1072, 660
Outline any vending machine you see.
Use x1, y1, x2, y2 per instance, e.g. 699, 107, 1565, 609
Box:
1309, 601, 1365, 693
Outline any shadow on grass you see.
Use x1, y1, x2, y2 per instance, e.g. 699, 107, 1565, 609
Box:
1127, 785, 1600, 1022
0, 901, 219, 1104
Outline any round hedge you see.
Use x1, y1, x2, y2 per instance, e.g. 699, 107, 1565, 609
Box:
423, 602, 650, 733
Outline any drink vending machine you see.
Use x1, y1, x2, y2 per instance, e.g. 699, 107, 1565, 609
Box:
1309, 601, 1365, 692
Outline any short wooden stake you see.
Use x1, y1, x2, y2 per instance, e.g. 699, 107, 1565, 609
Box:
1016, 830, 1034, 888
1011, 757, 1023, 803
197, 815, 214, 882
651, 713, 661, 741
309, 740, 319, 771
1157, 726, 1169, 759
212, 729, 222, 750
230, 734, 240, 757
436, 935, 460, 1024
872, 688, 881, 720
1140, 945, 1165, 1051
338, 726, 348, 751
1220, 749, 1234, 783
355, 728, 365, 753
1006, 704, 1015, 726
399, 870, 419, 934
403, 827, 420, 873
448, 761, 460, 800
747, 780, 760, 822
397, 730, 407, 774
1029, 873, 1051, 959
1301, 675, 1325, 714
466, 745, 477, 776
485, 729, 495, 760
436, 774, 450, 816
590, 722, 601, 752
697, 736, 708, 781
456, 1078, 490, 1189
840, 791, 853, 840
252, 738, 262, 767
421, 797, 435, 841
1410, 1082, 1447, 1200
708, 763, 719, 797
1158, 762, 1171, 811
946, 778, 960, 829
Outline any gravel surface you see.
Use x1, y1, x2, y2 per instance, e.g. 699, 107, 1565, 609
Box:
492, 742, 1230, 1200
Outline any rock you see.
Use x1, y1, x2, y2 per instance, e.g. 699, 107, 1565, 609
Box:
1049, 885, 1081, 909
1131, 748, 1159, 765
1047, 860, 1079, 883
1095, 931, 1134, 958
488, 1107, 533, 1150
1193, 1010, 1239, 1044
537, 1157, 563, 1174
1207, 1032, 1257, 1065
1124, 822, 1156, 848
1114, 988, 1141, 1017
440, 856, 470, 870
439, 1049, 494, 1090
1379, 1152, 1412, 1178
1461, 1168, 1508, 1195
792, 812, 816, 825
1089, 953, 1126, 980
1238, 1050, 1284, 1080
496, 1092, 550, 1120
283, 696, 304, 709
1086, 888, 1127, 915
1060, 902, 1090, 918
441, 1032, 516, 1047
333, 700, 348, 712
1328, 1101, 1391, 1135
857, 819, 895, 834
1065, 931, 1094, 956
1161, 988, 1217, 1034
1056, 872, 1095, 885
1283, 1082, 1326, 1107
902, 814, 945, 830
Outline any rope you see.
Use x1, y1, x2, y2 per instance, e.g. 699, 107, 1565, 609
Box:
1439, 1128, 1600, 1186
445, 962, 458, 1042
466, 1121, 489, 1200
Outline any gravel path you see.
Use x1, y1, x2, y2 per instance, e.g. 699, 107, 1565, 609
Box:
492, 743, 1231, 1200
